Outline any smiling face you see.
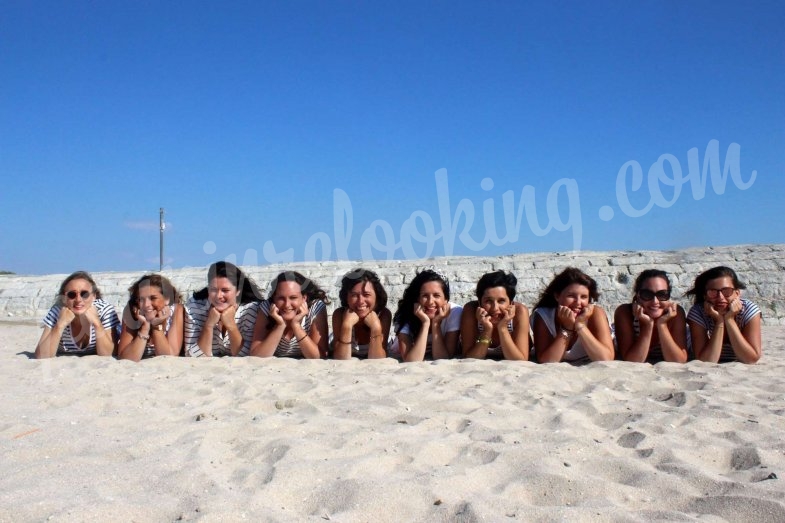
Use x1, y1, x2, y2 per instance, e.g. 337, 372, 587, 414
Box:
347, 281, 376, 319
418, 281, 447, 319
274, 281, 306, 321
704, 276, 739, 313
63, 278, 95, 314
137, 283, 169, 321
480, 286, 511, 324
556, 283, 590, 315
208, 277, 240, 312
636, 276, 670, 319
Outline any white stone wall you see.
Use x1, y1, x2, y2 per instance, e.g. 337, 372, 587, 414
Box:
2, 244, 783, 325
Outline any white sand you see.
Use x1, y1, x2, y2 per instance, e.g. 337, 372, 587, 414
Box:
1, 323, 784, 522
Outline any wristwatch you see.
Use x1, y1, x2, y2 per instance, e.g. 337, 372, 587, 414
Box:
153, 323, 164, 332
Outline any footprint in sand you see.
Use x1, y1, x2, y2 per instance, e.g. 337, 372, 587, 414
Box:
617, 431, 646, 449
730, 447, 761, 471
655, 391, 687, 407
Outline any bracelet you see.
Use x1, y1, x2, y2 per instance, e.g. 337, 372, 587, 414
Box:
296, 334, 308, 343
558, 328, 572, 340
138, 333, 151, 341
153, 323, 164, 331
476, 336, 492, 345
337, 338, 352, 344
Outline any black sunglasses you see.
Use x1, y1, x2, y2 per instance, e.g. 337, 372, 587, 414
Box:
705, 287, 735, 299
65, 290, 92, 300
637, 289, 670, 302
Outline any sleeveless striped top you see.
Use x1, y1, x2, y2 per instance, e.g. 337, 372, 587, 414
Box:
259, 299, 326, 358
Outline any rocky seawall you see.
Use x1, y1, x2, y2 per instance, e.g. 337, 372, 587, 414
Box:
2, 244, 783, 325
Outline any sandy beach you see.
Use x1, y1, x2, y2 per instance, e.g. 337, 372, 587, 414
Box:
1, 322, 784, 522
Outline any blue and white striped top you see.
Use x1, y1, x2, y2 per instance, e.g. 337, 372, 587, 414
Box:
687, 299, 760, 363
258, 299, 326, 358
42, 299, 120, 356
183, 299, 258, 357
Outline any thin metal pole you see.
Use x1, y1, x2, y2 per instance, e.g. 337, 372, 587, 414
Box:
159, 208, 165, 271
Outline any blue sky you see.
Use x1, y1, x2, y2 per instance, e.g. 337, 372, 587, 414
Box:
1, 1, 783, 275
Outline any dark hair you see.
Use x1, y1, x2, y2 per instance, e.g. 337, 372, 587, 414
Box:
534, 267, 599, 310
193, 261, 264, 304
393, 269, 450, 338
632, 269, 671, 300
57, 271, 102, 302
338, 268, 387, 312
476, 270, 517, 301
268, 271, 329, 304
265, 271, 330, 329
685, 266, 746, 304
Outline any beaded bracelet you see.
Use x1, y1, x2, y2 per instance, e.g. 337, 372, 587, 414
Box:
476, 336, 492, 345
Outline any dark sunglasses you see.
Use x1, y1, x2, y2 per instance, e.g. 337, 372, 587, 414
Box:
65, 290, 92, 300
637, 289, 670, 302
706, 287, 735, 299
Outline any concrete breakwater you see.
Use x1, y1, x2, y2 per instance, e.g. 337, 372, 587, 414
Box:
2, 244, 783, 325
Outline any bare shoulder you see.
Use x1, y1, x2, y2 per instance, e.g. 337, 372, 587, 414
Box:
462, 301, 479, 313
614, 303, 632, 320
513, 302, 529, 314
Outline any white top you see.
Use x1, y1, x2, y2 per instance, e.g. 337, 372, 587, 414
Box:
42, 299, 120, 356
531, 307, 592, 364
183, 299, 258, 357
137, 304, 179, 359
396, 302, 463, 360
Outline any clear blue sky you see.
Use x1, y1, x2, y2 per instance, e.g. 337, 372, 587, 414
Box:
2, 1, 783, 275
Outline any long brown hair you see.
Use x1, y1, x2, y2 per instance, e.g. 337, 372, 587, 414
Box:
534, 267, 599, 310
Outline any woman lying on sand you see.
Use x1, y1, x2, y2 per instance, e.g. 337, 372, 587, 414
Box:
614, 269, 689, 363
392, 269, 462, 361
531, 267, 614, 364
184, 261, 262, 357
686, 266, 761, 364
332, 269, 392, 360
251, 271, 329, 359
118, 274, 184, 361
35, 271, 119, 358
460, 270, 530, 361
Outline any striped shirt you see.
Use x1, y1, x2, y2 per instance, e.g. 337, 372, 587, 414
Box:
478, 317, 515, 361
258, 299, 326, 358
183, 299, 258, 357
42, 299, 120, 356
632, 315, 665, 364
127, 304, 179, 359
687, 299, 760, 363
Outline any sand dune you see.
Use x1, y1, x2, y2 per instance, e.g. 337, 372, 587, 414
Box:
1, 323, 784, 521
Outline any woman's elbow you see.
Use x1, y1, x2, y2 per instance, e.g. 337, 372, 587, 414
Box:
740, 350, 761, 364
